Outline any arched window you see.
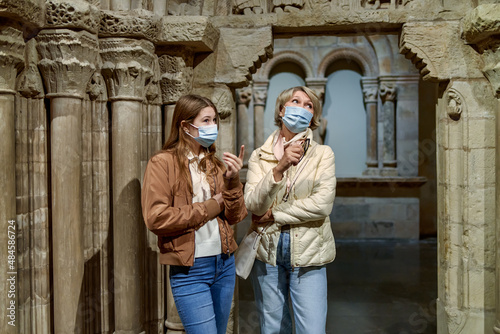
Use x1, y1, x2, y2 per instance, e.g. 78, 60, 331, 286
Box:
263, 62, 306, 139
323, 60, 366, 177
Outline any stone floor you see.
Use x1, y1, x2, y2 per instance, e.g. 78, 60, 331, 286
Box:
237, 238, 438, 334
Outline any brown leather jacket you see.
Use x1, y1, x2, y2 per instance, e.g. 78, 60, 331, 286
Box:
141, 150, 247, 266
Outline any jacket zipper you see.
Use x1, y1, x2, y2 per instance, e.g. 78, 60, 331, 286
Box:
213, 173, 230, 255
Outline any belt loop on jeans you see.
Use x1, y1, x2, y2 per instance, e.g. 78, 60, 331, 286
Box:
281, 225, 290, 233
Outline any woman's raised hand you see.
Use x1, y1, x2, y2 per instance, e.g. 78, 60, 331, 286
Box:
223, 145, 245, 179
273, 141, 304, 182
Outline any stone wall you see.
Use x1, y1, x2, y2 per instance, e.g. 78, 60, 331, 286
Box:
0, 0, 498, 334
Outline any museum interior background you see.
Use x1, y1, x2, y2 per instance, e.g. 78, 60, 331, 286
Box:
0, 0, 499, 333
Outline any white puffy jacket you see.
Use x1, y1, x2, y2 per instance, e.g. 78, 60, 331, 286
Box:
244, 128, 336, 267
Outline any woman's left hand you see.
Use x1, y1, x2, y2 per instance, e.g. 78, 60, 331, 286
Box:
223, 145, 245, 179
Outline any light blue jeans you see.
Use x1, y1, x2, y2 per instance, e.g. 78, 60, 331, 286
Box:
169, 254, 235, 334
250, 231, 328, 334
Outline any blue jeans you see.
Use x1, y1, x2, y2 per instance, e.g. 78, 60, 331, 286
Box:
250, 232, 327, 334
169, 254, 235, 334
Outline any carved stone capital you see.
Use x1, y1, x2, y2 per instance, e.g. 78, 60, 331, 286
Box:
463, 4, 500, 97
379, 83, 397, 102
400, 21, 484, 82
100, 38, 155, 101
45, 0, 100, 33
158, 48, 194, 104
253, 84, 268, 106
0, 26, 25, 93
361, 77, 378, 103
305, 78, 327, 103
36, 29, 98, 98
215, 27, 273, 88
236, 86, 252, 106
146, 58, 162, 105
99, 10, 160, 41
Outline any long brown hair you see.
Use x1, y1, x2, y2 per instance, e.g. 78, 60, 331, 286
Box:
162, 94, 224, 193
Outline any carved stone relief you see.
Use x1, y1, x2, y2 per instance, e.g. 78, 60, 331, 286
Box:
45, 1, 99, 32
445, 88, 464, 121
99, 10, 160, 40
158, 52, 194, 104
167, 0, 204, 15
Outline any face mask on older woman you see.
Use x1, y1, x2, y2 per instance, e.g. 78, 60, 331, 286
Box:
282, 106, 313, 134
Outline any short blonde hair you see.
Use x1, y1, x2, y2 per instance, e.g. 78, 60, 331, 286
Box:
274, 86, 322, 131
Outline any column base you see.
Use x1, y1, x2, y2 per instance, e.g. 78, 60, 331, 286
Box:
380, 168, 398, 176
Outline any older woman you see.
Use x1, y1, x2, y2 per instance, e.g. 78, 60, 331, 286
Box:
244, 86, 336, 334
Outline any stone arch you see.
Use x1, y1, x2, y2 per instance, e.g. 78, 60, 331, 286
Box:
317, 47, 378, 78
257, 50, 314, 81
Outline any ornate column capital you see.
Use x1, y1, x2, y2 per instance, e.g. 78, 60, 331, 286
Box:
36, 29, 99, 98
44, 0, 100, 34
252, 82, 268, 106
305, 78, 327, 103
157, 47, 194, 104
379, 83, 397, 103
361, 77, 379, 103
0, 26, 25, 94
236, 86, 252, 107
100, 38, 155, 101
463, 4, 500, 98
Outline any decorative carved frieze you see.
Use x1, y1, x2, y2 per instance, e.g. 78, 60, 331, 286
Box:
362, 0, 413, 10
272, 0, 304, 13
99, 10, 160, 41
36, 29, 99, 98
0, 26, 25, 92
158, 50, 194, 104
45, 0, 100, 33
100, 38, 155, 100
167, 0, 203, 15
463, 4, 500, 98
233, 0, 264, 15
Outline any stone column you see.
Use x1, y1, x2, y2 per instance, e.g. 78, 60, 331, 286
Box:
379, 81, 397, 175
305, 78, 328, 144
236, 86, 252, 162
101, 38, 155, 334
36, 29, 98, 334
253, 81, 268, 149
0, 25, 24, 334
361, 77, 379, 174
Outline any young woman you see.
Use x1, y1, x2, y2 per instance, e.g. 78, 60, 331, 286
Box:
141, 94, 247, 334
244, 86, 336, 334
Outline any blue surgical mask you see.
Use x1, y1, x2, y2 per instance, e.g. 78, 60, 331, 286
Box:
186, 123, 218, 148
282, 106, 313, 134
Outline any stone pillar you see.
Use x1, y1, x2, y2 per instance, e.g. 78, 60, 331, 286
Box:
361, 77, 379, 174
379, 81, 397, 175
253, 81, 268, 149
101, 38, 155, 334
0, 25, 24, 334
306, 78, 328, 144
36, 29, 98, 334
236, 86, 252, 162
496, 94, 500, 334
